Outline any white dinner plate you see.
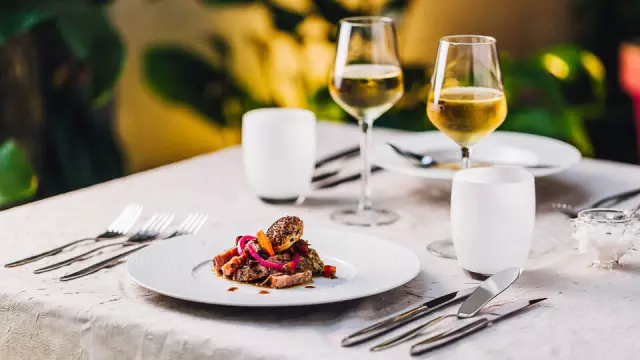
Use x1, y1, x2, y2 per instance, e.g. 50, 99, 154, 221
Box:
127, 228, 420, 307
373, 131, 581, 180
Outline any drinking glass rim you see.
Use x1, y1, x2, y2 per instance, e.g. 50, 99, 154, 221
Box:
339, 16, 395, 26
577, 208, 633, 224
440, 35, 497, 46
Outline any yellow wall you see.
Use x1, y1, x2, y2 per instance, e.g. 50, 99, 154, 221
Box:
111, 0, 572, 172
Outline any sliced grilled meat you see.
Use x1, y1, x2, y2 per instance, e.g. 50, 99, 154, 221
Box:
266, 216, 303, 252
213, 247, 239, 272
269, 270, 312, 288
221, 253, 247, 277
233, 261, 270, 282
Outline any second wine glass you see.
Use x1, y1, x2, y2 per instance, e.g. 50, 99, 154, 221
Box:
329, 16, 404, 226
426, 35, 508, 258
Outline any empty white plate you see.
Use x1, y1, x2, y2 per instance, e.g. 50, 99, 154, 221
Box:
373, 131, 581, 180
127, 228, 420, 307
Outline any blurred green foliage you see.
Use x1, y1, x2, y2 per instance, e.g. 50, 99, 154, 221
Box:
144, 0, 604, 156
0, 0, 125, 207
0, 140, 37, 207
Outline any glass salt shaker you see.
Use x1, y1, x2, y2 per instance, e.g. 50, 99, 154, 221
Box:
572, 208, 639, 268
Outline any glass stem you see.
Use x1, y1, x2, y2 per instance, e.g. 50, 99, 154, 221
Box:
461, 147, 471, 170
358, 118, 373, 213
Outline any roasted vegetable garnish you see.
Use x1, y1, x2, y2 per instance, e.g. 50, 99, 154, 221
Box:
257, 229, 275, 257
323, 265, 337, 279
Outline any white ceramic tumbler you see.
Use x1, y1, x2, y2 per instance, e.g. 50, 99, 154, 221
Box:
451, 167, 535, 278
242, 108, 316, 204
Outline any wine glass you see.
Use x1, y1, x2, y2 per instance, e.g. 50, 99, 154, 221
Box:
329, 16, 404, 226
426, 35, 508, 258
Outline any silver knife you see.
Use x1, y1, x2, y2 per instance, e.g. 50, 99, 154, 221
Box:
410, 298, 547, 356
370, 267, 522, 352
341, 287, 475, 347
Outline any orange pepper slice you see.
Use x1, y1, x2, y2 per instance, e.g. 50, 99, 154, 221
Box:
257, 229, 275, 257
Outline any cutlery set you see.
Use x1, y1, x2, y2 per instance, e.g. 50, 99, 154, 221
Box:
342, 268, 546, 356
4, 204, 208, 281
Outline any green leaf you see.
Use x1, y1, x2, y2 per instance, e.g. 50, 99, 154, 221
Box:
0, 11, 49, 45
266, 2, 305, 33
313, 0, 360, 25
499, 107, 593, 155
40, 87, 124, 195
0, 140, 37, 206
501, 56, 566, 112
307, 87, 346, 123
57, 6, 125, 105
143, 45, 267, 126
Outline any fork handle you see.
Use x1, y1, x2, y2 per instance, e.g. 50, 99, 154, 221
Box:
5, 237, 97, 268
59, 244, 149, 281
33, 241, 135, 274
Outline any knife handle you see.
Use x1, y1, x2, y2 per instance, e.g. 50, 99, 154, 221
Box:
342, 305, 430, 347
410, 318, 490, 356
5, 237, 97, 268
342, 287, 475, 347
59, 245, 148, 281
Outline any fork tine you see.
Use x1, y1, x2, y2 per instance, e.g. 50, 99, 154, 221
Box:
177, 214, 197, 232
150, 214, 174, 234
190, 214, 208, 234
139, 213, 160, 233
185, 213, 204, 233
107, 203, 143, 233
119, 204, 143, 233
158, 214, 174, 233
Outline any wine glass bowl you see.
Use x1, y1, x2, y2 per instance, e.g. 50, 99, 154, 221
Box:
329, 16, 404, 226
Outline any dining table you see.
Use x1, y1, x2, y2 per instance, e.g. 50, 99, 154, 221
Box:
1, 121, 640, 360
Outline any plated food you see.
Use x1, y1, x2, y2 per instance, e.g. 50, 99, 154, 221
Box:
212, 216, 336, 288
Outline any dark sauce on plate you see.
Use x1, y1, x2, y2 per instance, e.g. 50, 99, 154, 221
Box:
227, 287, 239, 292
305, 286, 315, 289
259, 290, 270, 295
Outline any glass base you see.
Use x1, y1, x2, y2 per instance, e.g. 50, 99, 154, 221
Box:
463, 269, 491, 281
426, 239, 457, 260
331, 207, 399, 227
259, 196, 299, 205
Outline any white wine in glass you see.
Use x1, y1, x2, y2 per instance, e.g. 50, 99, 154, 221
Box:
330, 64, 403, 121
329, 17, 404, 226
426, 35, 507, 259
427, 87, 507, 148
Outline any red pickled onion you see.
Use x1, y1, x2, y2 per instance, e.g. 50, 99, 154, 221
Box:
247, 243, 285, 270
237, 235, 256, 254
284, 252, 300, 273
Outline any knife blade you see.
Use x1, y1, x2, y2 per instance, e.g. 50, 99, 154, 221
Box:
341, 287, 475, 347
410, 298, 547, 356
370, 267, 522, 352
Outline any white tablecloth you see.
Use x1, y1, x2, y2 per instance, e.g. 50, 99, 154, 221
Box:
1, 122, 640, 360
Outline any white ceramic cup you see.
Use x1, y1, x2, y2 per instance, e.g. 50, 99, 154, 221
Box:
242, 108, 316, 203
451, 167, 535, 277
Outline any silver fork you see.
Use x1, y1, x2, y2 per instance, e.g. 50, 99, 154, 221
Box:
34, 213, 174, 274
5, 203, 143, 268
59, 213, 208, 281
